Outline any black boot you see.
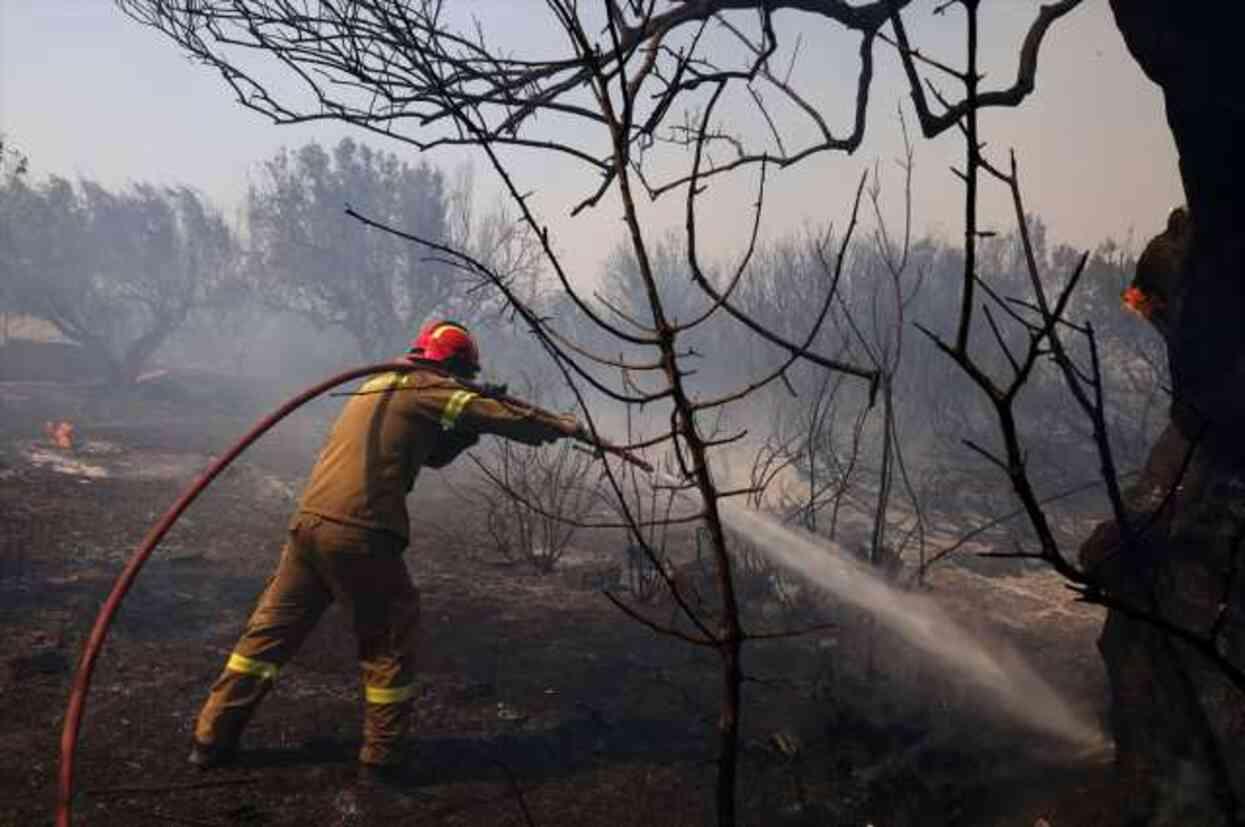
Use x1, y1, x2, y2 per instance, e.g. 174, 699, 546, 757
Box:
187, 739, 237, 770
357, 760, 426, 800
358, 761, 409, 787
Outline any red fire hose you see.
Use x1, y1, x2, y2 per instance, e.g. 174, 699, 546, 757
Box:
55, 362, 412, 827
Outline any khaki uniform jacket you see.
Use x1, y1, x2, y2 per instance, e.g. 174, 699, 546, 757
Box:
294, 366, 566, 541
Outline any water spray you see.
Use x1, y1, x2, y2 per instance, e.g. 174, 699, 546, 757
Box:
653, 471, 1106, 751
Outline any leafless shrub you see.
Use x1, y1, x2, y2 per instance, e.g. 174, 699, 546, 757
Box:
473, 436, 602, 574
622, 542, 664, 604
612, 470, 686, 604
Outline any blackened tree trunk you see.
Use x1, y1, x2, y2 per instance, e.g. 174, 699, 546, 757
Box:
1089, 7, 1245, 824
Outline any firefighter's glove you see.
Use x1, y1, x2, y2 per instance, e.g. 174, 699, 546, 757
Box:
511, 414, 577, 447
425, 429, 480, 468
536, 415, 579, 445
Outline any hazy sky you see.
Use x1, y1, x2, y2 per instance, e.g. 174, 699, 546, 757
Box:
2, 1, 1184, 285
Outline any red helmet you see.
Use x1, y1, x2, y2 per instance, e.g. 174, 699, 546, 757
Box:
410, 320, 480, 374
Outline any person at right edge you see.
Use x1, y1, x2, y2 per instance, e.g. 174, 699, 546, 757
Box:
186, 320, 579, 791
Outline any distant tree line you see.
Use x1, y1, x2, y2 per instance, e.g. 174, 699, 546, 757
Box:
0, 136, 540, 385
0, 129, 1159, 539
0, 155, 238, 385
2, 130, 1159, 548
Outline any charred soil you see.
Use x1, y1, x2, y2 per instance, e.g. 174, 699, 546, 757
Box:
1, 376, 1125, 826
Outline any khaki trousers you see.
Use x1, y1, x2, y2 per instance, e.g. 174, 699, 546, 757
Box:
194, 513, 420, 766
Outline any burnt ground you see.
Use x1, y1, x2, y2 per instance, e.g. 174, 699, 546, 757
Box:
0, 375, 1128, 827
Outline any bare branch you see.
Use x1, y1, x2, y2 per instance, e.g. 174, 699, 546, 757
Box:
889, 0, 1087, 139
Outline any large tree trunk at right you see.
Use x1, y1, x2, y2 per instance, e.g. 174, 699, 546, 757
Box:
1087, 7, 1245, 824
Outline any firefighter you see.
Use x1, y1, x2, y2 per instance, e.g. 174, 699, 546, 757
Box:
187, 320, 577, 785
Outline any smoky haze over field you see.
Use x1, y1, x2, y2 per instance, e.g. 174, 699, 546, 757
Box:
1, 2, 1178, 508
0, 122, 1167, 567
1, 0, 1180, 490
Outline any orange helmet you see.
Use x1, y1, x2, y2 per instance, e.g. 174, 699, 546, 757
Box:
410, 320, 480, 375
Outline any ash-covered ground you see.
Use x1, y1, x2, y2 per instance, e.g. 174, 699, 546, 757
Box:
1, 374, 1125, 826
